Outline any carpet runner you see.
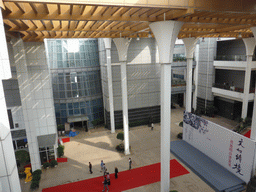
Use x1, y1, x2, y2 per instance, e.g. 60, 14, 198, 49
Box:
42, 159, 189, 192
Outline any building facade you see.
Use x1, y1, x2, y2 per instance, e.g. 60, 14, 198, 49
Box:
45, 39, 104, 129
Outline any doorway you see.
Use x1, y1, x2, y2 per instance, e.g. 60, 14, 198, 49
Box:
74, 121, 88, 132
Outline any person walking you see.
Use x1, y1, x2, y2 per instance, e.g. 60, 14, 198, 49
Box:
129, 158, 132, 170
106, 172, 110, 186
100, 160, 104, 172
103, 163, 107, 176
89, 162, 93, 174
115, 167, 119, 179
102, 177, 109, 192
151, 122, 154, 131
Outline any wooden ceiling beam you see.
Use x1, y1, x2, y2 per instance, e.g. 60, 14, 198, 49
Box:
29, 3, 37, 14
14, 2, 25, 14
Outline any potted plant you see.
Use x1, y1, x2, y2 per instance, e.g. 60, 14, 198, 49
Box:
50, 160, 58, 168
43, 162, 50, 169
57, 124, 64, 136
57, 145, 65, 157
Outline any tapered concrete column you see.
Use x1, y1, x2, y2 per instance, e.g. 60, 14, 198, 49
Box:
113, 38, 131, 155
103, 38, 115, 133
183, 38, 198, 112
242, 38, 255, 119
150, 20, 183, 192
193, 44, 199, 110
248, 28, 256, 175
0, 8, 21, 192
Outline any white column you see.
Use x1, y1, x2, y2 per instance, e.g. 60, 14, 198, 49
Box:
183, 38, 198, 112
249, 28, 256, 176
12, 37, 41, 171
0, 8, 21, 192
193, 43, 199, 110
150, 20, 183, 192
242, 38, 255, 119
103, 38, 115, 133
113, 38, 131, 155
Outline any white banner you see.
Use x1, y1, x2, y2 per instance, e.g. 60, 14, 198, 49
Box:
183, 111, 256, 183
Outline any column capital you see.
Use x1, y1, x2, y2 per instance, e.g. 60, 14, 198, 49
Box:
103, 38, 112, 49
113, 38, 131, 62
150, 20, 184, 63
183, 37, 198, 59
242, 38, 256, 56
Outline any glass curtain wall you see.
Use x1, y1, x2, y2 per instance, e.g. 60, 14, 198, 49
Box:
45, 39, 103, 127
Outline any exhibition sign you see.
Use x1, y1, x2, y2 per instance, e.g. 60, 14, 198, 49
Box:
183, 111, 256, 183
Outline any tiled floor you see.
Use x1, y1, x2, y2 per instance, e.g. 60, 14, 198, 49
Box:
20, 106, 243, 192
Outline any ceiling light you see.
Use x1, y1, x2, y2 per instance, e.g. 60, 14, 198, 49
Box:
217, 35, 220, 40
202, 37, 205, 42
136, 34, 140, 41
148, 31, 152, 38
238, 33, 242, 38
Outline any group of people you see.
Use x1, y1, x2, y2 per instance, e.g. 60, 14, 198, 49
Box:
88, 158, 133, 192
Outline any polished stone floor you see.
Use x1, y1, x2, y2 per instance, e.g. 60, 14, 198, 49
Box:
20, 106, 245, 192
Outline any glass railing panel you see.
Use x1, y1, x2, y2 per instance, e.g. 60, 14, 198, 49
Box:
214, 55, 246, 61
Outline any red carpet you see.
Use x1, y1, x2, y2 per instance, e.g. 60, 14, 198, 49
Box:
62, 138, 70, 143
42, 159, 189, 192
244, 130, 251, 138
57, 158, 68, 163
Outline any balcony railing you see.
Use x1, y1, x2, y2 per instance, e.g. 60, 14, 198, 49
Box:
172, 79, 186, 87
215, 55, 246, 61
213, 83, 255, 93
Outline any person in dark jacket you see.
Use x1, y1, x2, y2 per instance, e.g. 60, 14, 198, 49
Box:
115, 167, 118, 179
102, 177, 109, 192
89, 162, 93, 174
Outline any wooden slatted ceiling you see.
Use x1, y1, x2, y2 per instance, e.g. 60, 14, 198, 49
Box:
2, 1, 256, 42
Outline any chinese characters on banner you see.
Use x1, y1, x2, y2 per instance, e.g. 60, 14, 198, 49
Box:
228, 140, 233, 167
232, 139, 245, 176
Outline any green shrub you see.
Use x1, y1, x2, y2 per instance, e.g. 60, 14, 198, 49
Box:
57, 145, 65, 157
179, 121, 183, 127
116, 143, 124, 152
170, 191, 178, 192
32, 174, 41, 181
57, 124, 64, 132
117, 132, 124, 141
91, 118, 104, 126
43, 162, 50, 169
244, 117, 252, 127
50, 160, 58, 167
15, 150, 30, 164
33, 169, 42, 175
177, 133, 183, 139
30, 180, 39, 189
235, 117, 244, 123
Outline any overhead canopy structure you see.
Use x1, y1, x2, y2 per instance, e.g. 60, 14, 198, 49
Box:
1, 0, 256, 41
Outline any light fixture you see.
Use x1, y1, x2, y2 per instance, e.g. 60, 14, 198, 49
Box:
238, 33, 242, 38
217, 35, 220, 40
202, 37, 205, 42
136, 34, 140, 41
148, 31, 152, 38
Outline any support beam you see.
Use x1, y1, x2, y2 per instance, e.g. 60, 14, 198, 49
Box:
113, 38, 131, 155
150, 20, 183, 192
103, 38, 115, 134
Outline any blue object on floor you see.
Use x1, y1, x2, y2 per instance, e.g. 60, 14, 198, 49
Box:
68, 131, 80, 137
170, 140, 245, 192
